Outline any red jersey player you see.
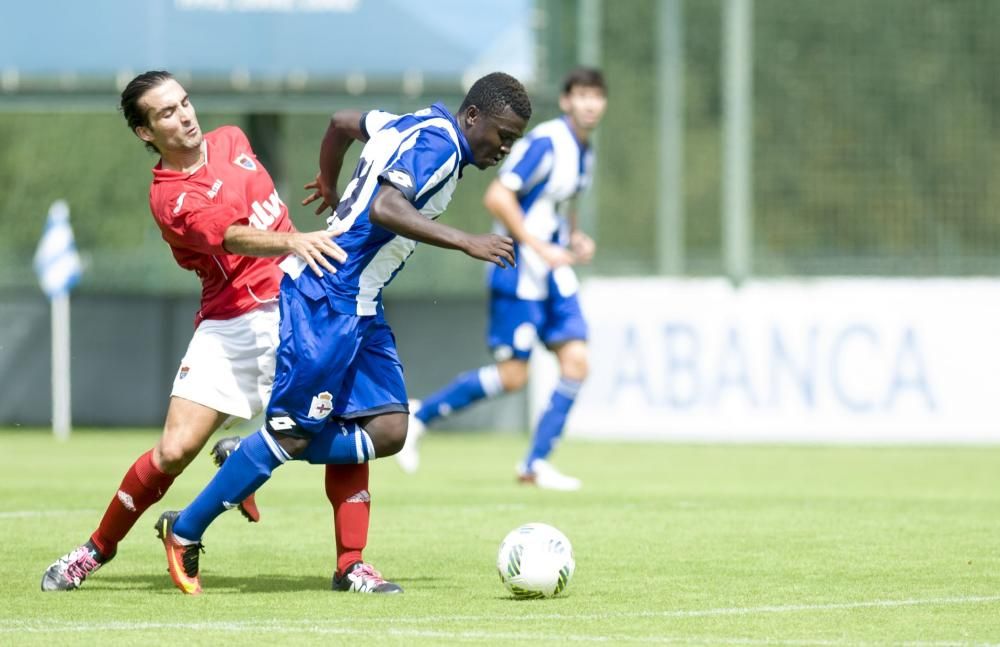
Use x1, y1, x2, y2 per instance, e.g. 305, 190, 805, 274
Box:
41, 71, 401, 594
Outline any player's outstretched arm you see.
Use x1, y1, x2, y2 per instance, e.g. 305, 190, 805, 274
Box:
370, 184, 515, 268
303, 110, 368, 215
222, 225, 348, 276
484, 179, 574, 268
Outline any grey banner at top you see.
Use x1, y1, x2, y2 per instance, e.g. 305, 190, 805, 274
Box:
0, 0, 533, 81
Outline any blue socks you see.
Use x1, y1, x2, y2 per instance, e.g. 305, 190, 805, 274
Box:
173, 429, 288, 542
417, 365, 504, 424
526, 378, 582, 465
416, 366, 582, 465
172, 423, 376, 542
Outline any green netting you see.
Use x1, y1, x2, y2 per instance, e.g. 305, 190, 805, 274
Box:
5, 0, 1000, 296
751, 0, 1000, 275
595, 0, 1000, 276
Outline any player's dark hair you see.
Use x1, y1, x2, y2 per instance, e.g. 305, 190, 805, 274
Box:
120, 70, 175, 153
562, 67, 607, 96
459, 72, 532, 121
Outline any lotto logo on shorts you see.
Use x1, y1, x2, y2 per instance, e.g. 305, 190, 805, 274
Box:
308, 391, 334, 420
267, 416, 296, 432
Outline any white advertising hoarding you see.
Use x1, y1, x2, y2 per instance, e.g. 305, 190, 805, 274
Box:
530, 278, 1000, 443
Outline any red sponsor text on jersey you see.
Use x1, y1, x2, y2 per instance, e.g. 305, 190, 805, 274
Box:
149, 126, 295, 326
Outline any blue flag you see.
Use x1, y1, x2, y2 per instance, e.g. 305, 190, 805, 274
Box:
34, 200, 82, 298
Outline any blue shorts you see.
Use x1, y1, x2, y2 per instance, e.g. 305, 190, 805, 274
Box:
266, 279, 408, 439
487, 290, 588, 361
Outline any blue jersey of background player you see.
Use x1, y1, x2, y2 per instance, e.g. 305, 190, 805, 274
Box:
400, 68, 608, 491
156, 72, 532, 595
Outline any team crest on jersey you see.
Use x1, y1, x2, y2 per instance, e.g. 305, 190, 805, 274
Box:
308, 391, 334, 419
233, 153, 257, 171
178, 365, 190, 380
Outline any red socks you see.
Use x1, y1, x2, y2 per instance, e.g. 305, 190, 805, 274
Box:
90, 450, 175, 558
89, 449, 373, 574
325, 463, 371, 575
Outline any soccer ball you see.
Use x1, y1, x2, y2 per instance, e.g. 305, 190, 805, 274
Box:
496, 522, 575, 598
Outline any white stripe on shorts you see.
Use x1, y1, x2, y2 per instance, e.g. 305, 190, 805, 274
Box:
354, 429, 364, 463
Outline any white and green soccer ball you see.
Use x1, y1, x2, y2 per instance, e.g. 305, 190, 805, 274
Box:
496, 522, 575, 598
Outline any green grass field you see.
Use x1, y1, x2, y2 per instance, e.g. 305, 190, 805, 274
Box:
2, 428, 999, 645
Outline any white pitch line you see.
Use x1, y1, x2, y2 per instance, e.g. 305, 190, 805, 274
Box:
228, 594, 1000, 624
569, 595, 1000, 621
376, 594, 1000, 623
2, 595, 998, 641
0, 509, 99, 519
0, 622, 984, 646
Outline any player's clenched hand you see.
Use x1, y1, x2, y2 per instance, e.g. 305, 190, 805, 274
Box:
536, 242, 576, 269
461, 233, 516, 269
569, 230, 595, 264
288, 230, 348, 277
301, 173, 338, 216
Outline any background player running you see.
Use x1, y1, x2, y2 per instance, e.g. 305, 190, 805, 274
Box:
397, 68, 608, 491
155, 72, 532, 595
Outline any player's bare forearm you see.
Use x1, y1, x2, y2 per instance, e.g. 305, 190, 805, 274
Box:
370, 187, 465, 249
318, 110, 367, 204
223, 225, 295, 257
222, 225, 347, 276
485, 179, 574, 268
484, 180, 535, 248
371, 186, 515, 267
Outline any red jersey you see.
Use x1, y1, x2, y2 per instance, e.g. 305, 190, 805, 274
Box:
149, 126, 294, 326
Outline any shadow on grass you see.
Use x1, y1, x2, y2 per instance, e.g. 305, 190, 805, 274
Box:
96, 572, 330, 594
93, 572, 447, 594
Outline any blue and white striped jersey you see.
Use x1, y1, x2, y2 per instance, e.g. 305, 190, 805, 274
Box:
281, 102, 474, 316
489, 116, 594, 301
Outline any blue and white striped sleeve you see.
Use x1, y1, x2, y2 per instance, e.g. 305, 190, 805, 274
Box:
360, 110, 399, 140
498, 136, 554, 194
378, 127, 457, 204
